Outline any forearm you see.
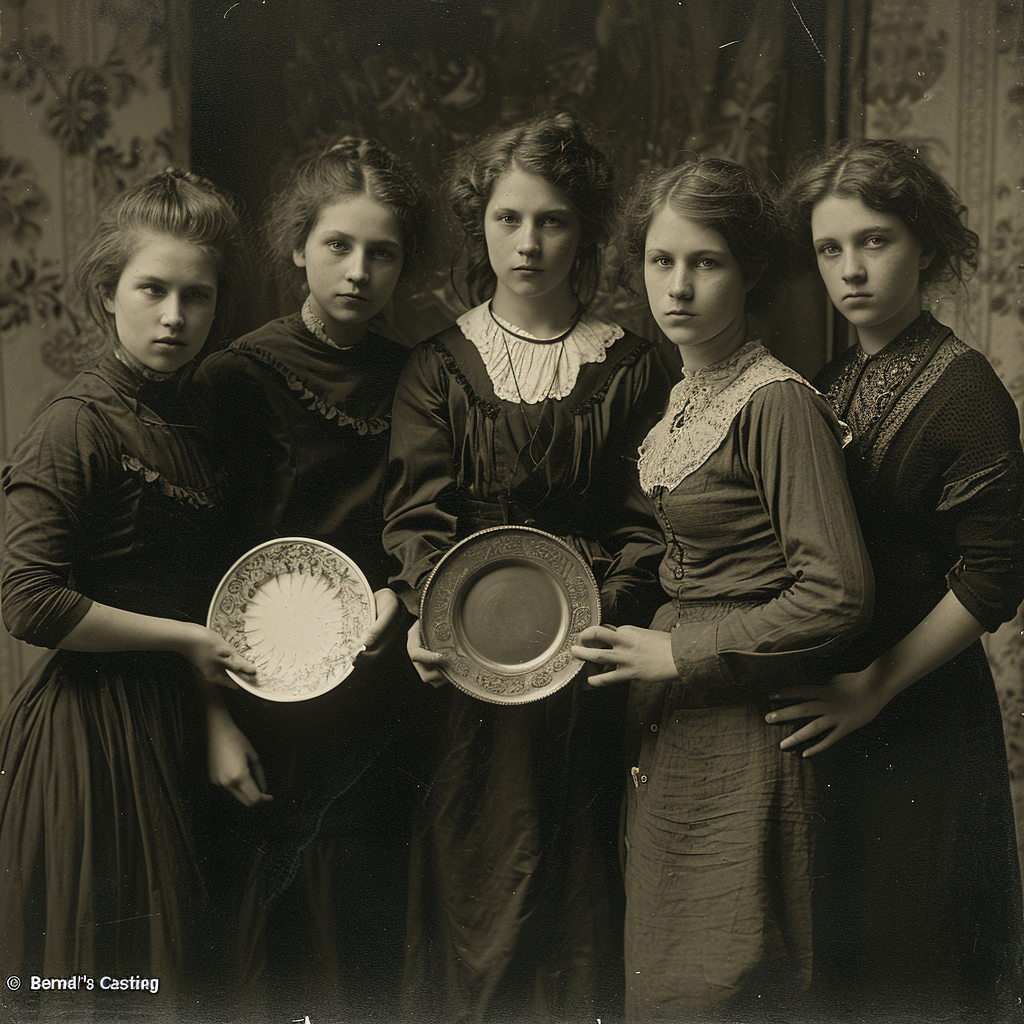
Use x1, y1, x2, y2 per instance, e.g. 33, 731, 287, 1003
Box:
862, 589, 985, 704
59, 601, 207, 657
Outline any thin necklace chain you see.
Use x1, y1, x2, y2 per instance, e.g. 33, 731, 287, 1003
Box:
497, 324, 565, 485
487, 300, 583, 345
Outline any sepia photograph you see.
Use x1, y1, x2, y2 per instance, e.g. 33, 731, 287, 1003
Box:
1, 0, 1023, 1021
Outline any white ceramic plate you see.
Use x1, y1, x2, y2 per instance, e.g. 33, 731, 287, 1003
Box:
207, 537, 374, 702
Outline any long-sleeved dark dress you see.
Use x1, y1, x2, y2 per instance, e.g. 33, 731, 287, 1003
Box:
0, 353, 222, 1010
382, 310, 673, 1023
812, 311, 1024, 1022
625, 339, 873, 1021
195, 312, 419, 1020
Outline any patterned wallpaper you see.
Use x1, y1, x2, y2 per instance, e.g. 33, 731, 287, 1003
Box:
863, 0, 1024, 868
0, 0, 188, 696
188, 0, 834, 376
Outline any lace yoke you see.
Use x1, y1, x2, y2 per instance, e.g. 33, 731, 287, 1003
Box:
638, 340, 809, 493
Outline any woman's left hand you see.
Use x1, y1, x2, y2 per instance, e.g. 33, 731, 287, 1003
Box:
571, 624, 677, 687
766, 669, 890, 757
356, 588, 405, 660
207, 705, 273, 807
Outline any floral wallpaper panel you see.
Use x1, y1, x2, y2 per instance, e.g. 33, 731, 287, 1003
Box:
0, 0, 188, 701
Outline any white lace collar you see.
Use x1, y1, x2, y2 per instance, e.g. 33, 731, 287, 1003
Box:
457, 301, 623, 404
638, 340, 810, 493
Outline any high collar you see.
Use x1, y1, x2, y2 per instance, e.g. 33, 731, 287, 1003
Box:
92, 348, 194, 422
857, 310, 939, 363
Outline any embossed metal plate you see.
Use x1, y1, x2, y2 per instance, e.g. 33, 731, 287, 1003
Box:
207, 537, 374, 702
420, 526, 600, 704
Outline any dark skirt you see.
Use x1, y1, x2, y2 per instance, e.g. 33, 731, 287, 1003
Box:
207, 642, 427, 1023
402, 679, 628, 1024
813, 640, 1024, 1023
0, 648, 208, 1017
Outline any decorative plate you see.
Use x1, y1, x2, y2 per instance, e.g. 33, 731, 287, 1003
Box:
207, 537, 374, 702
419, 525, 600, 705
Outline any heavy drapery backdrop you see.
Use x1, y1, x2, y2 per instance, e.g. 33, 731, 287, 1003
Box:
2, 0, 1023, 868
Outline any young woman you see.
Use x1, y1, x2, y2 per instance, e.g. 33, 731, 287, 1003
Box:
773, 139, 1024, 1020
194, 137, 430, 1019
0, 170, 255, 1008
572, 157, 873, 1020
382, 111, 672, 1023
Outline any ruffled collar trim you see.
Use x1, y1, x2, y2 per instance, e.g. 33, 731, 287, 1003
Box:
638, 340, 810, 492
457, 301, 623, 404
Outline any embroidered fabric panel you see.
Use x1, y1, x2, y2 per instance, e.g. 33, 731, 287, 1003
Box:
823, 313, 966, 474
638, 341, 808, 493
457, 302, 623, 404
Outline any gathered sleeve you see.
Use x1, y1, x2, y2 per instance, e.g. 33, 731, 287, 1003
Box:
670, 382, 874, 692
382, 342, 462, 614
936, 356, 1024, 632
1, 400, 109, 647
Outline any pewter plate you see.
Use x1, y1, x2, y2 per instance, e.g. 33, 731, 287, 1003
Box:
207, 537, 374, 702
419, 525, 600, 705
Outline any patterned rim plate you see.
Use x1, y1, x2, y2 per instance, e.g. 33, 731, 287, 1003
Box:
207, 537, 374, 702
419, 525, 600, 705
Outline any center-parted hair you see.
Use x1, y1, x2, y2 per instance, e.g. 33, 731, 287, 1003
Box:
264, 137, 430, 280
781, 139, 978, 287
621, 157, 782, 314
75, 168, 247, 348
445, 112, 616, 308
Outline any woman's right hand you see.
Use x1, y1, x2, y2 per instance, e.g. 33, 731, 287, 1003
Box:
407, 619, 448, 687
179, 622, 257, 689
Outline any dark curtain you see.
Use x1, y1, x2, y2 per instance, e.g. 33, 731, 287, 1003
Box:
190, 0, 863, 378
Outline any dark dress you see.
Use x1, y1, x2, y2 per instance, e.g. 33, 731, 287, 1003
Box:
813, 311, 1024, 1022
0, 353, 223, 1013
195, 313, 418, 1021
382, 316, 673, 1023
625, 341, 873, 1021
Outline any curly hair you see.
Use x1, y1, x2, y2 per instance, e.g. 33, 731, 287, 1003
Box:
74, 168, 247, 351
781, 138, 978, 287
264, 137, 430, 280
621, 156, 782, 315
445, 111, 616, 308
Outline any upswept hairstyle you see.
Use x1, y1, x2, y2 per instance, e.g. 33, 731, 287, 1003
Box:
265, 137, 430, 278
445, 111, 616, 308
75, 168, 246, 347
781, 138, 979, 287
622, 156, 782, 314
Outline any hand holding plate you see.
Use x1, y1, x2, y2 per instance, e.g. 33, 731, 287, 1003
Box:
572, 624, 676, 687
182, 622, 257, 689
407, 619, 448, 687
356, 588, 405, 661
